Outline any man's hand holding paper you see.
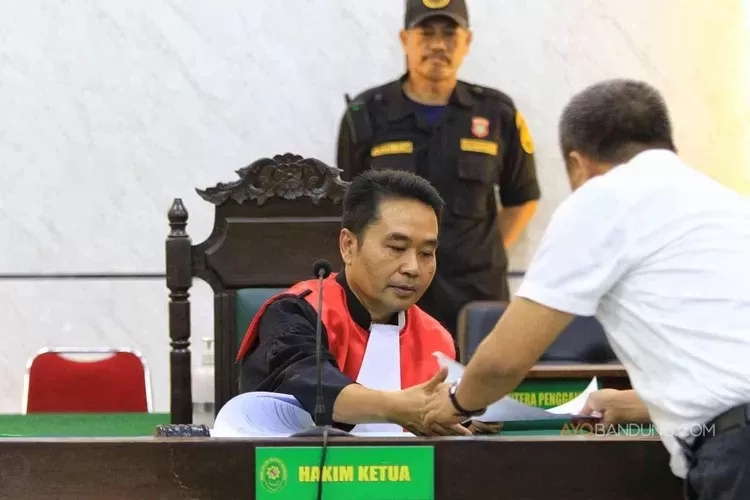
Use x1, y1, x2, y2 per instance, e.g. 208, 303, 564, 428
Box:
579, 389, 651, 427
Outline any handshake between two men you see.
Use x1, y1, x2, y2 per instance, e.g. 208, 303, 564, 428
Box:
328, 366, 501, 437
412, 367, 651, 436
379, 366, 502, 437
330, 364, 650, 437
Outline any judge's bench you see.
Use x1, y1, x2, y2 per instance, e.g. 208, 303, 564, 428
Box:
0, 155, 683, 499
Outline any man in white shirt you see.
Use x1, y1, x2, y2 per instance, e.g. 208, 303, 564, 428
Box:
422, 78, 750, 499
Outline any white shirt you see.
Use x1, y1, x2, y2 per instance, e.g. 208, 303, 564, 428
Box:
515, 149, 750, 478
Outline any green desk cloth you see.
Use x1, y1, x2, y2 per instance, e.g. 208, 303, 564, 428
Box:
0, 412, 171, 437
0, 412, 653, 438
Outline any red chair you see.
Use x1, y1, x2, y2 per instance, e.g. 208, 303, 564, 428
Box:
23, 347, 153, 414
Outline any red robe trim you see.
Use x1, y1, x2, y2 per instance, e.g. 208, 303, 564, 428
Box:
236, 273, 456, 389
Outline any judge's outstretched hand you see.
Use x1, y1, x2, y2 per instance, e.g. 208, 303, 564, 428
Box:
390, 367, 471, 437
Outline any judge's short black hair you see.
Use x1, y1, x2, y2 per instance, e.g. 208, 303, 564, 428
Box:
559, 79, 676, 165
341, 169, 444, 238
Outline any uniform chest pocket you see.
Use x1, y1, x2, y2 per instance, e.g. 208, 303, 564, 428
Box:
367, 141, 417, 174
452, 157, 496, 219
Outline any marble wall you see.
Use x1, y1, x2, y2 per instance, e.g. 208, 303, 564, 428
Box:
1, 0, 747, 413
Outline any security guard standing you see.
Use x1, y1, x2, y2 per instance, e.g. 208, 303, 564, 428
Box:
336, 0, 541, 337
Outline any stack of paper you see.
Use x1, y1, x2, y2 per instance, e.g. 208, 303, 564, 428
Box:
211, 392, 315, 438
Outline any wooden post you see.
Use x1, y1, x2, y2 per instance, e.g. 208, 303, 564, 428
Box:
166, 198, 192, 424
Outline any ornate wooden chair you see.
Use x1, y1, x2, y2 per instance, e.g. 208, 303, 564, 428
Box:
165, 154, 349, 424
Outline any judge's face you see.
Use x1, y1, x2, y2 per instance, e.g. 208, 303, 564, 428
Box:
340, 197, 439, 322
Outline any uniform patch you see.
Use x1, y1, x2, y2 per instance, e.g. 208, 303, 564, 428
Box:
423, 0, 450, 8
370, 141, 414, 157
471, 117, 490, 138
515, 111, 535, 154
460, 138, 498, 156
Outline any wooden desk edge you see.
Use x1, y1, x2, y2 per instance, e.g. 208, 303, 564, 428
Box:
527, 364, 628, 378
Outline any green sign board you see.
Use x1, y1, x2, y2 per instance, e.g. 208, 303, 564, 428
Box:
508, 378, 595, 409
255, 446, 434, 500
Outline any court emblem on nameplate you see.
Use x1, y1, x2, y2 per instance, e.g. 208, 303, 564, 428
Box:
260, 457, 288, 493
423, 0, 451, 8
471, 117, 490, 138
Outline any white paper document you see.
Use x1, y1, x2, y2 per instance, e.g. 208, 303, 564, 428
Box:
211, 392, 315, 437
432, 352, 598, 422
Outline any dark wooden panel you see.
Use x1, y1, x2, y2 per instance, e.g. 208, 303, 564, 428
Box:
432, 437, 681, 499
528, 364, 628, 379
0, 437, 682, 499
204, 217, 343, 288
528, 363, 632, 390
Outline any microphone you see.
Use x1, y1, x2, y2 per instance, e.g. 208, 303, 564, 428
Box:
291, 259, 351, 438
312, 259, 332, 281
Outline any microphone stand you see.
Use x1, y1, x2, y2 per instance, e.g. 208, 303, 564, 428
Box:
291, 261, 352, 439
291, 261, 356, 500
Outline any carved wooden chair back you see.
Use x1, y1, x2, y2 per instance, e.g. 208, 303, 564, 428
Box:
165, 154, 348, 423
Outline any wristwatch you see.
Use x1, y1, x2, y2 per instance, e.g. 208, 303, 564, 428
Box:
448, 379, 486, 418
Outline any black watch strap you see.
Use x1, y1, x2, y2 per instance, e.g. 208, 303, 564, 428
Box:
449, 381, 486, 417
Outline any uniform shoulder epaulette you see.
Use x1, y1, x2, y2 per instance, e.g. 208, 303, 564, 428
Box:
349, 81, 393, 107
466, 83, 517, 110
344, 82, 396, 146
